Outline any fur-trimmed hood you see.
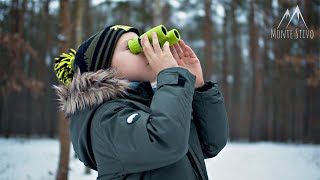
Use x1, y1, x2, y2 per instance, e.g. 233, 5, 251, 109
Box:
53, 68, 133, 116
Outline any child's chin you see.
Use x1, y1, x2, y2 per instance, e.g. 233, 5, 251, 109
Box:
150, 74, 157, 82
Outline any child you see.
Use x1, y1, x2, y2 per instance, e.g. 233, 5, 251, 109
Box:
54, 25, 229, 180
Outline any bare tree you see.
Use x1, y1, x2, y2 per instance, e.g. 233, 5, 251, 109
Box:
203, 0, 213, 80
262, 0, 274, 140
229, 1, 244, 139
249, 0, 263, 141
222, 2, 232, 138
74, 0, 91, 175
84, 0, 91, 39
74, 0, 84, 48
56, 0, 71, 179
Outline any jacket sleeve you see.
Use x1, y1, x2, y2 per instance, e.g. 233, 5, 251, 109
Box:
192, 80, 229, 159
98, 67, 196, 173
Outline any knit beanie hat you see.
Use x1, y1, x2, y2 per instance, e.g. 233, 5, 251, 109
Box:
54, 25, 140, 85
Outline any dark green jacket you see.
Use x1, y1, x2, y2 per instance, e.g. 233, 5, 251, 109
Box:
55, 67, 229, 180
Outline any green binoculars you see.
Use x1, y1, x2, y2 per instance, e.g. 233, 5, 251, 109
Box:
128, 25, 181, 54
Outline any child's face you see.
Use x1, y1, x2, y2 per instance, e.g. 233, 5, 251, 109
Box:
111, 32, 157, 82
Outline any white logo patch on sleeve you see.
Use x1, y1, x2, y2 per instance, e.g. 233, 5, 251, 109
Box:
126, 113, 140, 124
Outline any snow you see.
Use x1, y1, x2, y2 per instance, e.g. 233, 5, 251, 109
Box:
0, 138, 319, 180
0, 138, 97, 180
205, 142, 320, 180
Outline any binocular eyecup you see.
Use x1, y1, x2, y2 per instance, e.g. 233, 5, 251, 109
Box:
128, 25, 181, 54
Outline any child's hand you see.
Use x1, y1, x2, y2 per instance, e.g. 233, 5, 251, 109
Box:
141, 32, 179, 75
170, 40, 205, 88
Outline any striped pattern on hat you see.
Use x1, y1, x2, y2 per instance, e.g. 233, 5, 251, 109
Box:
73, 25, 140, 74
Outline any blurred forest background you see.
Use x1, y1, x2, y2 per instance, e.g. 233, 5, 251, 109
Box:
0, 0, 319, 143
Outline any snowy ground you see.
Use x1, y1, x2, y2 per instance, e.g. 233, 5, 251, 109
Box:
0, 138, 319, 180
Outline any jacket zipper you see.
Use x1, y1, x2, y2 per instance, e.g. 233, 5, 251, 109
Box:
188, 146, 206, 180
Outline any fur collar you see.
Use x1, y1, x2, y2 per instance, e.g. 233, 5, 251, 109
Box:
53, 68, 133, 116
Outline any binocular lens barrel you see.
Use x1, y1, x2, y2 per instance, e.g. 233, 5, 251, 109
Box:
166, 29, 180, 45
128, 25, 181, 54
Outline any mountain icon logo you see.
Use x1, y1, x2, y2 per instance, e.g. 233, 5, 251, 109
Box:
277, 5, 308, 29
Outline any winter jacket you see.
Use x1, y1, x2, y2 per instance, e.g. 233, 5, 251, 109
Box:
55, 66, 229, 180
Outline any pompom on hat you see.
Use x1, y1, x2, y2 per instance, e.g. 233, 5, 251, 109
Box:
54, 25, 140, 85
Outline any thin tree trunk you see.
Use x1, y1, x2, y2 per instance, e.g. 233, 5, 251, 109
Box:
56, 0, 71, 179
262, 0, 272, 140
19, 0, 28, 136
74, 0, 83, 49
152, 0, 162, 26
303, 0, 318, 142
139, 0, 153, 32
6, 0, 20, 137
84, 0, 91, 39
19, 0, 27, 38
272, 1, 281, 141
74, 0, 91, 174
230, 1, 243, 139
203, 0, 213, 80
249, 0, 263, 141
222, 6, 232, 138
1, 88, 9, 137
9, 0, 19, 34
162, 2, 171, 27
26, 0, 35, 137
44, 0, 52, 136
35, 0, 45, 135
56, 113, 71, 180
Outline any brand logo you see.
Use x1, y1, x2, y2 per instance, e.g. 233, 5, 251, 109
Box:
271, 5, 314, 39
126, 113, 140, 124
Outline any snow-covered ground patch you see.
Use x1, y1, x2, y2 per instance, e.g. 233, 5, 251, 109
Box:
0, 138, 97, 180
0, 138, 319, 180
206, 142, 320, 180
